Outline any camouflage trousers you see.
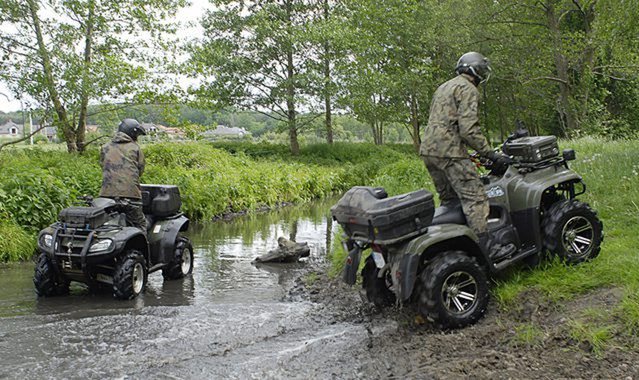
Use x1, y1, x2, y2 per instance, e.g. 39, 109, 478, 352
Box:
113, 199, 147, 236
422, 156, 489, 235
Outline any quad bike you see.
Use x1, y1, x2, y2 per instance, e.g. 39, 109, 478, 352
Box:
34, 185, 193, 300
332, 129, 603, 329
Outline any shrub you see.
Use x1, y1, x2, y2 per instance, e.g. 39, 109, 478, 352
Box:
0, 216, 36, 262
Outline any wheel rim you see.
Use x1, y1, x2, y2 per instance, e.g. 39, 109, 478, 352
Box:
132, 262, 144, 294
181, 248, 192, 274
441, 271, 478, 315
561, 216, 594, 259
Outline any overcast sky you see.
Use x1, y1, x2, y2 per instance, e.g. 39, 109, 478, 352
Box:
0, 0, 210, 113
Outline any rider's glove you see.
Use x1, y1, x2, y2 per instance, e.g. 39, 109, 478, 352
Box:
487, 151, 514, 172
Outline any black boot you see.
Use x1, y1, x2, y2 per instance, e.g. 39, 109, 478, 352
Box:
478, 232, 516, 262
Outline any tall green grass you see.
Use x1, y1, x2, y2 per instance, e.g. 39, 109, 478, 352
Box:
0, 141, 415, 261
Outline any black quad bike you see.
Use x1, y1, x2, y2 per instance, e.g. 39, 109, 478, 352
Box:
34, 185, 193, 300
333, 129, 603, 329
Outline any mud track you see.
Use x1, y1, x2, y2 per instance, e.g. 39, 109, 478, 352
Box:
295, 266, 639, 379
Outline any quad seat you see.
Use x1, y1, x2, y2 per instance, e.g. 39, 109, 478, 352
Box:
431, 201, 467, 225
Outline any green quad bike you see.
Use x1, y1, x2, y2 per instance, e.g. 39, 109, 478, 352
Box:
34, 185, 193, 300
332, 129, 603, 329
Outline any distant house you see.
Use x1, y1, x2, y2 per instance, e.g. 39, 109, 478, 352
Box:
86, 125, 99, 134
203, 125, 251, 139
141, 123, 159, 133
0, 120, 24, 137
39, 126, 58, 142
141, 123, 185, 139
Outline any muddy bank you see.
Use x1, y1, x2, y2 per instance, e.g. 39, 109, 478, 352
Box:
294, 268, 639, 379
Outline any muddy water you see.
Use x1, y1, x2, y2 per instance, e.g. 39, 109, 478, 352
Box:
0, 200, 394, 379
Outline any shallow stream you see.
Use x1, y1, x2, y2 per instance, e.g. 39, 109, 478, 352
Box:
0, 199, 392, 379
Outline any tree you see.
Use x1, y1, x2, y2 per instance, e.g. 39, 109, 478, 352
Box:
476, 0, 639, 137
190, 0, 321, 155
0, 0, 186, 152
337, 0, 472, 148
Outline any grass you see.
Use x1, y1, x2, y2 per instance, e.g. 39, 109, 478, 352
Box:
304, 271, 319, 286
511, 323, 545, 348
569, 320, 615, 357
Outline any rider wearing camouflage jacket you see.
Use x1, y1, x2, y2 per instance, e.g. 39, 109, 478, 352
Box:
99, 119, 147, 233
420, 52, 500, 237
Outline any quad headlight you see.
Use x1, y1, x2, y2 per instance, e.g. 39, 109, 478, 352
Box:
89, 239, 113, 253
41, 234, 54, 248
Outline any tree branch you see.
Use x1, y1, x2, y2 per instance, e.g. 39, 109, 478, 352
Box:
81, 134, 110, 148
593, 71, 634, 81
524, 76, 569, 85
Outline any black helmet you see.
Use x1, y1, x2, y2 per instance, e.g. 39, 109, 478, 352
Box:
455, 52, 492, 84
117, 118, 146, 140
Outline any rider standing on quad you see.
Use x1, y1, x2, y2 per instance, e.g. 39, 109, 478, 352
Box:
420, 52, 512, 259
99, 118, 148, 234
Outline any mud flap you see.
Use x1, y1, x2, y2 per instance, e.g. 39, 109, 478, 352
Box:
393, 253, 420, 301
342, 246, 362, 286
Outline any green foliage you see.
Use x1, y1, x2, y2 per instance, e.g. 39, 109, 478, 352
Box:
0, 214, 36, 262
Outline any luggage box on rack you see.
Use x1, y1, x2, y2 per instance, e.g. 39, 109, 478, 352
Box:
141, 185, 182, 217
331, 186, 435, 245
503, 135, 559, 163
59, 207, 109, 229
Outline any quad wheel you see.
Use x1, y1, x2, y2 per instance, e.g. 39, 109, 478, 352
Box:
113, 250, 147, 300
33, 253, 70, 297
361, 256, 395, 308
162, 236, 194, 280
418, 251, 489, 329
542, 199, 603, 264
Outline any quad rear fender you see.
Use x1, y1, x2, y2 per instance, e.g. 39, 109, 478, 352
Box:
389, 224, 488, 301
147, 215, 189, 266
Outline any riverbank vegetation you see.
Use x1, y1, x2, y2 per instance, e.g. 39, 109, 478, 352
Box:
0, 140, 416, 261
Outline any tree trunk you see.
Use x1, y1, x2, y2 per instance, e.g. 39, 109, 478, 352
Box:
323, 0, 333, 144
27, 0, 76, 152
546, 2, 577, 134
409, 93, 421, 151
577, 3, 597, 126
76, 0, 95, 153
285, 0, 299, 155
370, 121, 383, 145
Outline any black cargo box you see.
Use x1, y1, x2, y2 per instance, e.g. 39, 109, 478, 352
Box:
141, 185, 182, 217
59, 207, 109, 229
331, 186, 434, 245
503, 135, 559, 163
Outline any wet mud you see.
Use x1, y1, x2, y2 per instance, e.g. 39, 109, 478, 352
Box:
0, 199, 637, 379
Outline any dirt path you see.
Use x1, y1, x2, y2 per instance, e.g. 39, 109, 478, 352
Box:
296, 268, 639, 379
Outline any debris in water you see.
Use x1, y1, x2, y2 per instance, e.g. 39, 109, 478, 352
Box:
253, 237, 310, 263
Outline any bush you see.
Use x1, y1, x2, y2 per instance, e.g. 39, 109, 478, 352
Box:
0, 216, 36, 262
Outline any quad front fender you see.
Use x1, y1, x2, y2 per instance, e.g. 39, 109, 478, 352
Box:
508, 167, 582, 212
390, 224, 484, 301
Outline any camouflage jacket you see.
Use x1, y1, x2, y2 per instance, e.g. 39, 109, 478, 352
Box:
420, 74, 492, 159
99, 132, 145, 199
